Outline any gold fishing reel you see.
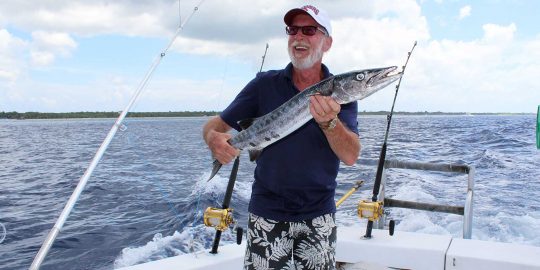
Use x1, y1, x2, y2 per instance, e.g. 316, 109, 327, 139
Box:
357, 200, 384, 221
203, 207, 234, 231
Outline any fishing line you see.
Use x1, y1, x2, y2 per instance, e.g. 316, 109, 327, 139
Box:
118, 110, 210, 255
117, 123, 185, 223
115, 0, 208, 238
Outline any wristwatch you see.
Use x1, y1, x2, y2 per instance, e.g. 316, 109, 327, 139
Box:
319, 117, 338, 130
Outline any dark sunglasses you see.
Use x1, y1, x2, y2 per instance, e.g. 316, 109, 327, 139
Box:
286, 25, 328, 36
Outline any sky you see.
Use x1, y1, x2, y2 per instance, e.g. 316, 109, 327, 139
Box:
0, 0, 539, 113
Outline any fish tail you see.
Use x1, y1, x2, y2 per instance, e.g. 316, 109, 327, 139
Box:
207, 159, 222, 181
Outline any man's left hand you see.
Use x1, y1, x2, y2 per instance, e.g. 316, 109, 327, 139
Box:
309, 94, 340, 124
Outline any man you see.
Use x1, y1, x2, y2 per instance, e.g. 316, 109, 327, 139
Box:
202, 4, 360, 269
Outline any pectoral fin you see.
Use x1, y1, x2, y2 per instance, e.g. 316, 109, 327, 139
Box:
238, 118, 256, 130
207, 159, 222, 181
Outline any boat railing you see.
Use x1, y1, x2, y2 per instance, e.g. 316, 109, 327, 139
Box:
376, 159, 474, 239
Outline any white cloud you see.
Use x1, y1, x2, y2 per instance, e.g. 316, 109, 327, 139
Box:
0, 1, 175, 37
30, 31, 77, 66
482, 23, 516, 44
398, 23, 539, 113
31, 31, 77, 51
0, 1, 539, 113
0, 29, 27, 82
30, 51, 55, 66
459, 5, 471, 20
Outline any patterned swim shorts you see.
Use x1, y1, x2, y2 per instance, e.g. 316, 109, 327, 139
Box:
244, 213, 337, 270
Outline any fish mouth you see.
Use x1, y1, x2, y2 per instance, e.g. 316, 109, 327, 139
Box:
368, 66, 402, 87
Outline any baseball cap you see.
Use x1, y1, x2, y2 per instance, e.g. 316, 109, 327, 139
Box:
284, 4, 332, 36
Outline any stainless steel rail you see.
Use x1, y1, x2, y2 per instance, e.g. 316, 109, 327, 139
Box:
378, 159, 474, 239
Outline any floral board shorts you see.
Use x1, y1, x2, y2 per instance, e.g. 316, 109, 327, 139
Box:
244, 213, 337, 270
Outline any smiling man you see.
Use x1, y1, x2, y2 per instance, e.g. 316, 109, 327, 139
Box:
202, 4, 360, 269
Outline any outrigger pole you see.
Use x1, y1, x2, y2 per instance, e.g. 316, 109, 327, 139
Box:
364, 41, 417, 239
29, 1, 205, 269
259, 43, 269, 73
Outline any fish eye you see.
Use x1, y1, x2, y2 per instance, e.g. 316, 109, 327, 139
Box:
356, 73, 365, 81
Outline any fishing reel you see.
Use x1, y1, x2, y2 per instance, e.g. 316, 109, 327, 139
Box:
358, 201, 398, 236
203, 207, 234, 231
357, 200, 384, 221
203, 207, 243, 245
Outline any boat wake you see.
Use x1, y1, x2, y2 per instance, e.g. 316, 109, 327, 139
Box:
114, 173, 252, 268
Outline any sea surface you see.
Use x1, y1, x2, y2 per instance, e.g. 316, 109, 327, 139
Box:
0, 115, 539, 269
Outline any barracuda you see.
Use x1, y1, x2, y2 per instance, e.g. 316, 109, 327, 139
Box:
208, 66, 402, 181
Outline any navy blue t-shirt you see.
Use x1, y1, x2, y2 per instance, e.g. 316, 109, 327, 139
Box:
220, 63, 358, 222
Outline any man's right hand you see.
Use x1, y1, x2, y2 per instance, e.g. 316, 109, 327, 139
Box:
202, 115, 241, 165
206, 130, 240, 164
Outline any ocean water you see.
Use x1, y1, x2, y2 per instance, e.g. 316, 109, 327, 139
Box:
0, 115, 538, 269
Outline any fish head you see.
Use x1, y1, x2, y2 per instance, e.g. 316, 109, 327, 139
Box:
331, 66, 402, 104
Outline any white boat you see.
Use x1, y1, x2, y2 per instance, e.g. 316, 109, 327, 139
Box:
118, 227, 540, 270
117, 159, 540, 270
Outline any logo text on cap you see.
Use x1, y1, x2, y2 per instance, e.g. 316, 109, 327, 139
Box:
301, 5, 319, 15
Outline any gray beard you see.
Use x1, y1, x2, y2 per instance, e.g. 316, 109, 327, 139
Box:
288, 39, 325, 70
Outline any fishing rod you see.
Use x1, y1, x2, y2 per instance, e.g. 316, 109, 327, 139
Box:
206, 157, 240, 254
203, 43, 270, 253
364, 41, 417, 239
29, 1, 205, 269
259, 43, 269, 73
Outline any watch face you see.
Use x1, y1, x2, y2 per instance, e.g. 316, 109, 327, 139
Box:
319, 117, 338, 130
328, 118, 337, 129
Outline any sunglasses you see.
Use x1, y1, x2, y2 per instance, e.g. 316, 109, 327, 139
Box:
286, 25, 328, 36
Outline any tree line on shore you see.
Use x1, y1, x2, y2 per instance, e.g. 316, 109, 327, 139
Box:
0, 111, 219, 119
1, 111, 530, 120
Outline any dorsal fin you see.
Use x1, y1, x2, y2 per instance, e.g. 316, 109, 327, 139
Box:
248, 149, 263, 161
238, 118, 256, 130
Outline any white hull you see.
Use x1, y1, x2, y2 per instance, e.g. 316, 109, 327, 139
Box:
118, 226, 540, 270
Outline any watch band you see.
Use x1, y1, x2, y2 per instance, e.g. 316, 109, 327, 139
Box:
319, 117, 338, 130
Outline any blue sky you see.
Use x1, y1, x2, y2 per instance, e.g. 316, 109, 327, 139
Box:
1, 0, 539, 113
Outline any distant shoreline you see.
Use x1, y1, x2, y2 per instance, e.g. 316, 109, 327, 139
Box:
0, 111, 534, 120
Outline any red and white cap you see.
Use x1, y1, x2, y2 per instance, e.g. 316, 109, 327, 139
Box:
284, 4, 332, 36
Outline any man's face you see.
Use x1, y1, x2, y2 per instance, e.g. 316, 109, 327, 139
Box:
287, 14, 332, 70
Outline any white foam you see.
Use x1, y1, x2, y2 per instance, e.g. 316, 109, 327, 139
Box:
473, 212, 540, 246
190, 172, 252, 201
114, 226, 214, 268
113, 224, 240, 268
114, 231, 188, 268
